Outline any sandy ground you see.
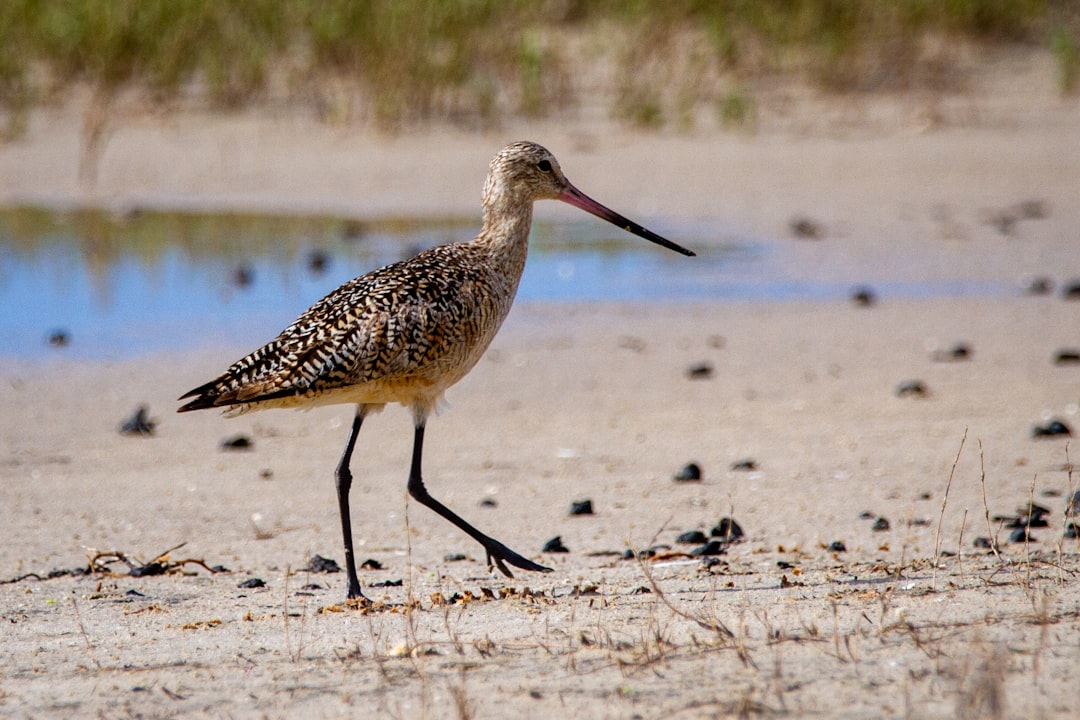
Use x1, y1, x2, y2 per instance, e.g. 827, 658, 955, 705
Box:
2, 53, 1080, 718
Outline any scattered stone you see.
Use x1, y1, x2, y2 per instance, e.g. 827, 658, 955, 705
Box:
306, 555, 341, 573
125, 588, 147, 597
443, 552, 468, 562
569, 499, 594, 516
686, 362, 714, 380
790, 216, 823, 239
973, 536, 993, 550
895, 380, 928, 398
129, 562, 167, 577
710, 517, 744, 542
1017, 199, 1048, 219
851, 286, 876, 307
1053, 349, 1080, 365
1066, 490, 1080, 517
119, 406, 156, 436
730, 458, 757, 471
1008, 526, 1034, 543
1024, 276, 1054, 295
828, 541, 847, 553
46, 329, 70, 348
872, 516, 890, 532
676, 530, 708, 545
479, 497, 498, 507
995, 503, 1051, 529
360, 558, 383, 570
858, 511, 875, 520
1032, 419, 1071, 438
258, 468, 274, 479
689, 540, 727, 556
931, 343, 971, 362
307, 249, 329, 275
238, 578, 266, 589
1063, 281, 1080, 300
370, 579, 403, 587
231, 264, 254, 288
221, 434, 252, 451
1064, 522, 1079, 540
777, 560, 796, 570
542, 536, 569, 553
673, 462, 702, 482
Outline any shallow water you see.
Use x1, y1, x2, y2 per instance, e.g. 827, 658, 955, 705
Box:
0, 207, 1006, 360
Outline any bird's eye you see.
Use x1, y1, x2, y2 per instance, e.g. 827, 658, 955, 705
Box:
537, 159, 553, 173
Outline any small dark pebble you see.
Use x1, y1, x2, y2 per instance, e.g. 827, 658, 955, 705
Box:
306, 555, 341, 573
370, 579, 403, 587
918, 491, 932, 500
300, 583, 323, 591
231, 264, 254, 288
360, 558, 383, 570
851, 286, 877, 307
895, 380, 928, 398
828, 541, 847, 553
479, 497, 498, 507
220, 435, 252, 451
858, 511, 875, 520
673, 462, 702, 482
777, 560, 796, 570
529, 690, 543, 700
1054, 349, 1080, 365
1062, 281, 1080, 300
676, 530, 709, 545
973, 536, 993, 549
210, 565, 229, 573
710, 517, 744, 542
569, 499, 594, 516
623, 547, 656, 560
1064, 522, 1079, 540
689, 540, 727, 556
931, 344, 971, 362
1066, 490, 1080, 516
1032, 419, 1071, 438
125, 588, 147, 597
730, 458, 757, 471
238, 578, 266, 589
1017, 199, 1048, 220
47, 329, 70, 348
1008, 526, 1034, 543
443, 553, 468, 562
306, 249, 329, 275
988, 210, 1017, 236
119, 406, 156, 436
686, 362, 714, 380
1025, 276, 1054, 295
542, 536, 570, 553
872, 516, 890, 532
129, 562, 167, 577
790, 216, 824, 239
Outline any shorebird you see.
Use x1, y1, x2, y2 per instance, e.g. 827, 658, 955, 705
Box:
178, 141, 694, 601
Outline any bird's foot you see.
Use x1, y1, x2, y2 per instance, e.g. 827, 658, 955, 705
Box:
483, 539, 552, 578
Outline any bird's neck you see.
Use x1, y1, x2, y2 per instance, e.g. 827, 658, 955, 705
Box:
475, 195, 534, 280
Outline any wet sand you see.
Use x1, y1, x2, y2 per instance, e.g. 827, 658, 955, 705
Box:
2, 54, 1080, 718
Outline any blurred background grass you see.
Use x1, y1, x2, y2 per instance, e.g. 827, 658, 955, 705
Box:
0, 0, 1076, 141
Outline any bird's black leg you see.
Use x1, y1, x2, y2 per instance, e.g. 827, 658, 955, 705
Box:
336, 409, 367, 600
406, 423, 552, 577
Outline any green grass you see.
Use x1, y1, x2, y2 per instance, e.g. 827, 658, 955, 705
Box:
0, 0, 1071, 138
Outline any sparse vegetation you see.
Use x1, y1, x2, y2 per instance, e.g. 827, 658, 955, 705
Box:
0, 0, 1074, 141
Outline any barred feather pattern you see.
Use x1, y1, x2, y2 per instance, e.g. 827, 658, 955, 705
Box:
179, 239, 526, 418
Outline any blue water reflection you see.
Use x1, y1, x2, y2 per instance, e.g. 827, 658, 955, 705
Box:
0, 213, 1006, 360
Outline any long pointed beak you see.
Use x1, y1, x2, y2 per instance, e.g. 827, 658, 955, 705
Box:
559, 185, 695, 257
